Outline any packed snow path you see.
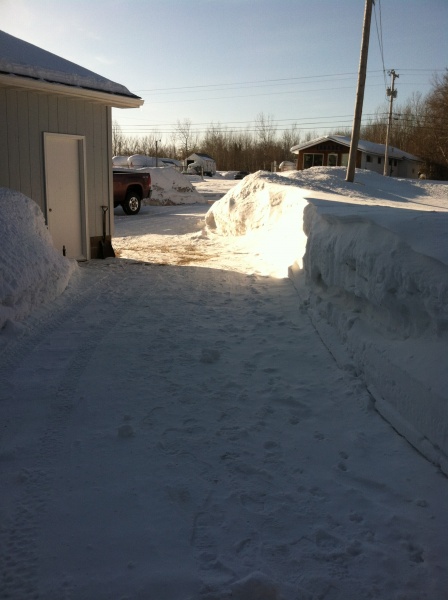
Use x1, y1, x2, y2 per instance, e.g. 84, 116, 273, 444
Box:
1, 207, 447, 600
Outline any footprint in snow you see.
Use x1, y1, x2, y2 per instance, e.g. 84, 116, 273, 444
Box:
117, 424, 134, 438
200, 348, 221, 364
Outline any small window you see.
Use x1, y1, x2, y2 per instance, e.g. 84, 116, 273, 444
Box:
366, 155, 372, 163
378, 157, 381, 164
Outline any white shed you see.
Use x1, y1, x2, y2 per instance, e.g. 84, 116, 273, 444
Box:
186, 153, 216, 176
0, 30, 143, 259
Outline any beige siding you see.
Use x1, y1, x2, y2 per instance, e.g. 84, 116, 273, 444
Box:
17, 91, 32, 198
105, 106, 114, 237
5, 89, 21, 190
28, 92, 44, 203
84, 102, 97, 233
0, 88, 10, 187
66, 98, 77, 134
0, 85, 112, 247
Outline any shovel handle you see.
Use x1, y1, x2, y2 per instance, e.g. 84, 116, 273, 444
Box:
101, 205, 109, 242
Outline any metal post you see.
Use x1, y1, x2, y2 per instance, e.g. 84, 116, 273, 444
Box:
383, 70, 399, 176
346, 0, 374, 183
155, 139, 161, 167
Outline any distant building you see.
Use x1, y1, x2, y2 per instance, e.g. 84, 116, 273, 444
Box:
186, 153, 216, 176
291, 135, 422, 179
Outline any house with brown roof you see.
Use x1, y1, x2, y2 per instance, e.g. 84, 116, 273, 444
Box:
0, 30, 143, 259
291, 135, 422, 179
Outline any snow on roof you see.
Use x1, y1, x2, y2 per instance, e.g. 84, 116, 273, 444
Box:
291, 135, 421, 162
0, 30, 140, 100
189, 153, 215, 161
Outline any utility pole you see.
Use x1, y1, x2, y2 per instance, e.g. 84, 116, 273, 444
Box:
155, 139, 161, 167
383, 70, 399, 176
346, 0, 374, 183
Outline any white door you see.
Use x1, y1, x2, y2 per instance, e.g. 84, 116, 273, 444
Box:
44, 133, 88, 260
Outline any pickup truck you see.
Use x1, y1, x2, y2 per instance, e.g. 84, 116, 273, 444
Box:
113, 168, 152, 215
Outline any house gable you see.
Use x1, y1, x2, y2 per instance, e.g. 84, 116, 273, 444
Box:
292, 137, 357, 170
291, 135, 421, 177
0, 30, 144, 259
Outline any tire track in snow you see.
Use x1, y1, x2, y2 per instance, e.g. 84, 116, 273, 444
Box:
0, 262, 153, 599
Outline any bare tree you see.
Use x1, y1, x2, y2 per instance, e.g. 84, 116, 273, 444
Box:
255, 112, 277, 169
421, 71, 448, 178
175, 118, 198, 161
280, 123, 300, 160
112, 120, 125, 156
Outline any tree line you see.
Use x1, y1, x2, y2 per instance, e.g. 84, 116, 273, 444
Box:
112, 70, 448, 179
359, 71, 448, 180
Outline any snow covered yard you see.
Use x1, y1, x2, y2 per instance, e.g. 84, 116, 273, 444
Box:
1, 169, 448, 599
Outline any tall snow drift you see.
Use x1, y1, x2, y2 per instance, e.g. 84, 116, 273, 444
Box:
0, 188, 78, 330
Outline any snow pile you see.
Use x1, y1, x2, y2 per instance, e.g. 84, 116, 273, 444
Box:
205, 171, 308, 275
206, 171, 305, 236
206, 168, 448, 473
0, 188, 78, 331
146, 166, 205, 205
112, 162, 205, 206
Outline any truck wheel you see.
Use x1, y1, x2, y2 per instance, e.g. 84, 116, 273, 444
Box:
122, 191, 141, 215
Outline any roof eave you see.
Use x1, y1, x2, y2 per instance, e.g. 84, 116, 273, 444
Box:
0, 72, 143, 108
290, 135, 348, 154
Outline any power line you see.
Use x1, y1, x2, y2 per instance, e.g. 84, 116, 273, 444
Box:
132, 68, 444, 95
373, 0, 388, 91
117, 113, 381, 128
116, 107, 448, 134
132, 71, 383, 93
139, 82, 407, 106
140, 76, 361, 97
115, 119, 381, 137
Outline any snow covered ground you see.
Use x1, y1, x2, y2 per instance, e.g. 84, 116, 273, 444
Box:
1, 168, 447, 599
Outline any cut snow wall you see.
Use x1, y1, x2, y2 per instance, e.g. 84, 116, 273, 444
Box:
289, 200, 448, 474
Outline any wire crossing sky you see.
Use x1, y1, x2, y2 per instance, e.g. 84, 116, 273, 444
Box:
3, 0, 447, 139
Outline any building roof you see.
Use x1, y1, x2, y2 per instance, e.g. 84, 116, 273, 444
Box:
291, 135, 421, 162
0, 30, 143, 108
189, 153, 215, 161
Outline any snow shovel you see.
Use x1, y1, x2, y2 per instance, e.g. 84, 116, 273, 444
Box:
98, 205, 115, 259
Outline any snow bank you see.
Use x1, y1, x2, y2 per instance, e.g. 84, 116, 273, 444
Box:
205, 171, 308, 276
112, 162, 205, 205
206, 171, 307, 243
294, 199, 448, 473
206, 168, 448, 473
145, 166, 205, 205
127, 154, 158, 168
0, 188, 78, 331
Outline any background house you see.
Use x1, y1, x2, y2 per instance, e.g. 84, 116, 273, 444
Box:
186, 153, 216, 176
0, 30, 143, 259
291, 135, 422, 179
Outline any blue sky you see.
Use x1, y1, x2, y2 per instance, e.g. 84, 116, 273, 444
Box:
2, 0, 447, 142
